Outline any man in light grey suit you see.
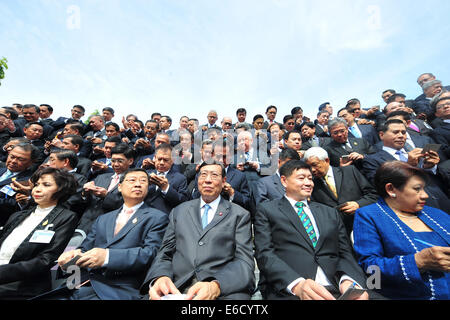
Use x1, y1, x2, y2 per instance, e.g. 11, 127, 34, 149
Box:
141, 162, 255, 300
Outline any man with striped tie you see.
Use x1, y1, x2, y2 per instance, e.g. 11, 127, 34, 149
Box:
254, 160, 371, 300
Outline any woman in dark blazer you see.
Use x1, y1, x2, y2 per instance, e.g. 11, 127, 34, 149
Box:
0, 167, 79, 299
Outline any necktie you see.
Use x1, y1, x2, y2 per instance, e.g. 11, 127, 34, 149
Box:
114, 208, 134, 236
108, 174, 120, 192
0, 170, 14, 183
311, 137, 319, 147
343, 142, 353, 153
245, 151, 250, 162
295, 202, 318, 248
349, 126, 361, 138
396, 150, 408, 162
324, 175, 338, 198
409, 122, 420, 133
202, 204, 211, 229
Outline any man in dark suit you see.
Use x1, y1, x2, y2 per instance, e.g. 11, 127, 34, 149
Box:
254, 160, 370, 300
299, 122, 331, 151
144, 143, 189, 214
142, 162, 255, 300
361, 119, 450, 210
314, 110, 330, 137
77, 144, 135, 233
325, 117, 376, 169
201, 110, 222, 133
254, 148, 300, 206
0, 143, 39, 225
429, 91, 450, 159
14, 104, 55, 139
61, 135, 92, 177
304, 147, 378, 235
262, 106, 281, 129
192, 140, 251, 210
337, 108, 380, 146
51, 105, 87, 134
56, 168, 169, 300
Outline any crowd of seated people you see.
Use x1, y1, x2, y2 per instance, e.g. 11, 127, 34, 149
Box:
0, 72, 449, 300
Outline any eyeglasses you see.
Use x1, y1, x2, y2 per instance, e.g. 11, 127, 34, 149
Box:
123, 178, 149, 184
436, 102, 450, 110
223, 122, 232, 126
198, 171, 222, 180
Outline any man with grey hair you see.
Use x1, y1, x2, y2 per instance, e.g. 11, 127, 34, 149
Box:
324, 117, 376, 169
414, 76, 450, 119
201, 110, 221, 132
303, 147, 377, 236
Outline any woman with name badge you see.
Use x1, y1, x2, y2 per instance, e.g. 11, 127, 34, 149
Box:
353, 161, 450, 300
0, 167, 79, 299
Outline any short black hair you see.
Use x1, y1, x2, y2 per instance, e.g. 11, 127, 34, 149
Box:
299, 122, 315, 130
283, 115, 294, 124
106, 135, 122, 144
155, 142, 173, 153
291, 106, 303, 115
280, 148, 301, 161
119, 168, 150, 184
266, 105, 277, 113
253, 114, 264, 122
11, 142, 41, 162
386, 93, 406, 104
105, 122, 120, 131
72, 105, 85, 113
374, 161, 428, 198
64, 134, 84, 149
283, 130, 301, 141
22, 104, 40, 113
197, 162, 226, 178
379, 119, 406, 133
39, 104, 53, 112
111, 144, 135, 159
30, 167, 78, 204
151, 112, 162, 118
24, 121, 44, 129
2, 107, 19, 120
279, 160, 311, 178
51, 149, 79, 169
236, 108, 247, 115
102, 107, 115, 114
386, 110, 411, 121
161, 115, 172, 123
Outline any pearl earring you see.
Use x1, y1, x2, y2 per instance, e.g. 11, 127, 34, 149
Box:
391, 193, 396, 198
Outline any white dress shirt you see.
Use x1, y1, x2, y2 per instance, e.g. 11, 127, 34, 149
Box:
200, 195, 221, 225
283, 196, 358, 294
0, 205, 56, 265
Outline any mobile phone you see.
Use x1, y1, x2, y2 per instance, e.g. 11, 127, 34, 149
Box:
62, 255, 82, 269
341, 155, 351, 164
337, 285, 367, 300
422, 144, 441, 154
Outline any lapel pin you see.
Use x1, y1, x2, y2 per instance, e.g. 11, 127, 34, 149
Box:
354, 142, 358, 145
132, 218, 138, 224
219, 212, 223, 216
42, 220, 48, 226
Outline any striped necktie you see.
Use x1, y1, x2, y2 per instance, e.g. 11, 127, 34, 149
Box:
295, 202, 318, 248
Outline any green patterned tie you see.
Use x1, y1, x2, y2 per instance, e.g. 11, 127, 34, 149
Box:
295, 201, 318, 248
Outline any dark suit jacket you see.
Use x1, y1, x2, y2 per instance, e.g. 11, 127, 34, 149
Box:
254, 173, 285, 205
191, 166, 251, 210
144, 168, 189, 214
325, 137, 376, 169
301, 136, 332, 151
429, 122, 450, 159
141, 197, 255, 299
77, 172, 123, 233
0, 167, 35, 226
75, 203, 169, 300
310, 166, 378, 235
254, 198, 367, 300
315, 124, 329, 137
0, 206, 78, 298
347, 124, 380, 146
76, 156, 93, 178
361, 149, 450, 211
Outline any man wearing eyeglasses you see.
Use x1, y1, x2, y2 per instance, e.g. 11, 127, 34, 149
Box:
142, 162, 255, 300
78, 144, 135, 233
54, 168, 169, 300
201, 110, 221, 132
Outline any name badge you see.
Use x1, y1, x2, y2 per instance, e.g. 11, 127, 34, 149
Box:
29, 227, 55, 244
0, 185, 16, 197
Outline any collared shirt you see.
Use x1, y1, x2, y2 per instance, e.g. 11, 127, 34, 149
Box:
0, 205, 56, 265
405, 132, 416, 149
200, 195, 221, 225
103, 201, 145, 266
382, 145, 408, 160
349, 124, 362, 139
0, 169, 18, 183
155, 170, 170, 193
444, 119, 450, 124
283, 196, 358, 294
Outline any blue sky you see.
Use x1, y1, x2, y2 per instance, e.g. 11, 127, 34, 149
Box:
1, 0, 449, 126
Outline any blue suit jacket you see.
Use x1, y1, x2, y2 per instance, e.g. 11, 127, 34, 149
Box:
354, 199, 450, 299
253, 173, 285, 205
79, 203, 169, 300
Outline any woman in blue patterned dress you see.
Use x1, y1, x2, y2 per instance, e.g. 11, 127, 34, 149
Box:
353, 161, 449, 300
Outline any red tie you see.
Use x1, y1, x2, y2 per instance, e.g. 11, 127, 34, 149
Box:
114, 208, 134, 236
